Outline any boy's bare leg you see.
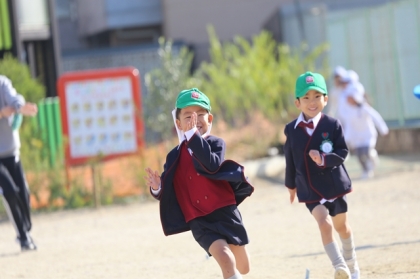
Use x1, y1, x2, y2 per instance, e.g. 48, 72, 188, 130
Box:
311, 205, 334, 245
331, 212, 351, 239
312, 205, 349, 278
229, 244, 250, 274
209, 239, 238, 279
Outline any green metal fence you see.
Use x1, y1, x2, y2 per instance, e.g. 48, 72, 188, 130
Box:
33, 97, 63, 167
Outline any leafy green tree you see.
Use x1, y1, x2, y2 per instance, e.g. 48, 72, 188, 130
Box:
0, 54, 44, 102
144, 38, 195, 142
195, 26, 329, 125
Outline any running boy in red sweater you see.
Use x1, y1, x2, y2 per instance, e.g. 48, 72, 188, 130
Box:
145, 88, 254, 279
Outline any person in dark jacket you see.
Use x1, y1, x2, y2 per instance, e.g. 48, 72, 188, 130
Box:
145, 88, 254, 279
283, 72, 359, 279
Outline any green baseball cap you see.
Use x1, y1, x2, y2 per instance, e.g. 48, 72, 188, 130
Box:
175, 88, 211, 111
295, 72, 328, 98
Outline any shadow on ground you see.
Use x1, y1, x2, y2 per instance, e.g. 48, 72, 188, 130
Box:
289, 239, 420, 258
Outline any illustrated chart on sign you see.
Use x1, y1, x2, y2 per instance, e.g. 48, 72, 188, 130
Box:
65, 77, 137, 158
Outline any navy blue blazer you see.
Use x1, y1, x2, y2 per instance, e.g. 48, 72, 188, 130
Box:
283, 114, 352, 203
152, 132, 254, 236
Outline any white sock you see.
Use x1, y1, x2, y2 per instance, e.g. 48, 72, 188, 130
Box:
227, 273, 242, 279
341, 235, 357, 273
324, 241, 347, 269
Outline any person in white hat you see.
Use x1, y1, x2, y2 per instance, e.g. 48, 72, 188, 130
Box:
339, 81, 389, 179
327, 66, 348, 118
335, 69, 361, 128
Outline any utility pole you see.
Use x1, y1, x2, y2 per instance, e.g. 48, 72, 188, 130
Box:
47, 0, 62, 77
7, 0, 23, 60
293, 0, 306, 44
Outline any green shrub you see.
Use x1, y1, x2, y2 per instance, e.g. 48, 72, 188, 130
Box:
0, 53, 45, 102
195, 26, 329, 125
47, 167, 113, 210
144, 38, 196, 142
144, 27, 329, 129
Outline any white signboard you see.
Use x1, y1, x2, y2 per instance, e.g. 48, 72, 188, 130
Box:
65, 77, 137, 158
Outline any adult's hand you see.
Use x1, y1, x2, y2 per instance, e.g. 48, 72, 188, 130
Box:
20, 103, 38, 116
0, 106, 15, 118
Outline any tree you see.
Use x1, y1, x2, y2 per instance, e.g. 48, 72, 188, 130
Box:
0, 53, 44, 102
196, 25, 329, 125
144, 38, 195, 142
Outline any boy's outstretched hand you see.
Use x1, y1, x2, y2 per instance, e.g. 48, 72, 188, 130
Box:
309, 149, 322, 165
144, 168, 161, 191
288, 188, 296, 204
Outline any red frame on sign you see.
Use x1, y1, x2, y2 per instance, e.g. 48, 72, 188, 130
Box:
57, 67, 144, 167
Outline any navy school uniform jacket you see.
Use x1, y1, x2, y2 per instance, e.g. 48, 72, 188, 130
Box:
283, 113, 352, 203
151, 132, 254, 236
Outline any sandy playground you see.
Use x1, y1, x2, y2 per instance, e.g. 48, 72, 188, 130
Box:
0, 154, 420, 279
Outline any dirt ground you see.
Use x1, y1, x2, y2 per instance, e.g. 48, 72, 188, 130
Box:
1, 155, 420, 279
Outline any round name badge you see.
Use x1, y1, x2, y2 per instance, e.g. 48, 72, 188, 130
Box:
320, 140, 333, 153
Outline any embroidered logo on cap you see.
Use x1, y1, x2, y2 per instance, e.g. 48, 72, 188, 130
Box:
191, 91, 199, 99
306, 76, 314, 83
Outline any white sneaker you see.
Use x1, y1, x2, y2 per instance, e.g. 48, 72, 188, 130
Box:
351, 269, 360, 279
350, 263, 360, 279
335, 266, 351, 279
360, 170, 374, 180
370, 149, 379, 167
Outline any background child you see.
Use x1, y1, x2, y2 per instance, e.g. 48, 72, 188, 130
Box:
144, 88, 254, 279
340, 82, 389, 179
283, 72, 359, 279
327, 65, 347, 118
335, 69, 360, 129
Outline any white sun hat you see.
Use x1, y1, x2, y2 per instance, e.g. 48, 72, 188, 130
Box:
345, 81, 365, 104
341, 69, 359, 83
334, 66, 347, 78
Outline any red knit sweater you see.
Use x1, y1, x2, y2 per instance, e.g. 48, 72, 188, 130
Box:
173, 143, 236, 222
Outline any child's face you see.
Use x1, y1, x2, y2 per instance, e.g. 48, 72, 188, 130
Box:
176, 105, 213, 135
294, 89, 328, 120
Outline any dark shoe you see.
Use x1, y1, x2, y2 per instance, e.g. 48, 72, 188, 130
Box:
19, 237, 37, 252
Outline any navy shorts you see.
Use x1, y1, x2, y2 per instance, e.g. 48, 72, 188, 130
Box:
305, 196, 348, 217
189, 205, 249, 255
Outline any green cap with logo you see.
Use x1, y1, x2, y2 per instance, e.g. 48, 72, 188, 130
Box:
175, 88, 211, 111
295, 72, 328, 98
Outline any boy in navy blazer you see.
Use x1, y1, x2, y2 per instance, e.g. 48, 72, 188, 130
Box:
283, 72, 360, 279
145, 88, 254, 279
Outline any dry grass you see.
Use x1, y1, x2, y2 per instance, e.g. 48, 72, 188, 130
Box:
27, 145, 169, 209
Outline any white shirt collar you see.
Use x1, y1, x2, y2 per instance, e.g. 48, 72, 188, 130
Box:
294, 112, 322, 129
